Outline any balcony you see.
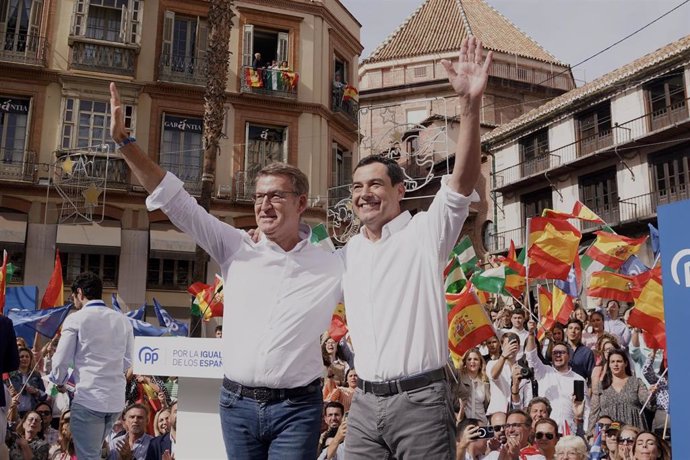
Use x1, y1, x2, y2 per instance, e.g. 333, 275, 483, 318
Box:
0, 149, 36, 182
240, 66, 298, 99
650, 100, 688, 131
578, 130, 614, 157
160, 159, 202, 195
487, 226, 525, 253
55, 150, 129, 190
69, 40, 137, 76
332, 85, 358, 124
159, 53, 207, 86
0, 32, 47, 66
581, 205, 619, 231
619, 187, 689, 222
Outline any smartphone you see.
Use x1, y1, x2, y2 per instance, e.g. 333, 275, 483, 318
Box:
473, 426, 495, 440
574, 380, 585, 402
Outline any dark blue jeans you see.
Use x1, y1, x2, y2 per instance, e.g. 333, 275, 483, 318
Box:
219, 385, 323, 459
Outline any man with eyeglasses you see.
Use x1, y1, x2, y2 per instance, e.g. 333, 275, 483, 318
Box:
110, 84, 343, 459
484, 410, 545, 460
524, 324, 589, 435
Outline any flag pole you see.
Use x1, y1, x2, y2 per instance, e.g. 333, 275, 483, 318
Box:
639, 367, 668, 415
524, 218, 531, 316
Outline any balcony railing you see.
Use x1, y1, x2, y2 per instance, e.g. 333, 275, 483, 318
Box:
332, 85, 358, 124
70, 40, 137, 76
55, 150, 129, 189
0, 149, 36, 182
492, 98, 690, 190
240, 66, 298, 99
233, 170, 255, 202
159, 53, 207, 86
1, 32, 47, 66
160, 160, 202, 195
581, 205, 619, 231
619, 187, 690, 222
488, 226, 525, 253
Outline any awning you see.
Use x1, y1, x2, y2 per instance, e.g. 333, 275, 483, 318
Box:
149, 224, 196, 253
0, 213, 27, 243
57, 221, 121, 247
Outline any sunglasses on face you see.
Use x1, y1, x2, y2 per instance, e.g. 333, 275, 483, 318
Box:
535, 431, 555, 440
36, 411, 51, 416
618, 437, 635, 445
492, 424, 505, 432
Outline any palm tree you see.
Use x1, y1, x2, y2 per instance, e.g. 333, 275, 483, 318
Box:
190, 0, 235, 337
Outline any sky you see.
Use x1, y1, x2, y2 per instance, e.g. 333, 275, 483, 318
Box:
341, 0, 690, 85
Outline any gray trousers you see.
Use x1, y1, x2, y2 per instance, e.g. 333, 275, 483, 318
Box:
344, 380, 456, 459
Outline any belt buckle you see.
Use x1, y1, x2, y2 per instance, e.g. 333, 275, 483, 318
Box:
253, 388, 273, 403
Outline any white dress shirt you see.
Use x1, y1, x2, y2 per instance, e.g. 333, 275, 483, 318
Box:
147, 172, 344, 388
604, 318, 631, 347
485, 358, 531, 416
341, 176, 478, 381
525, 348, 590, 430
49, 300, 134, 413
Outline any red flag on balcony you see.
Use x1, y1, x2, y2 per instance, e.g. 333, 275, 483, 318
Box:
281, 71, 299, 90
245, 68, 263, 88
342, 85, 359, 102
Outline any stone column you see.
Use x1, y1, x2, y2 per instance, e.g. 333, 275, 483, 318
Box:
117, 209, 149, 306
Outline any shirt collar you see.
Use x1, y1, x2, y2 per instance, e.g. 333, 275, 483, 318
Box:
84, 299, 107, 308
261, 222, 312, 252
360, 211, 411, 241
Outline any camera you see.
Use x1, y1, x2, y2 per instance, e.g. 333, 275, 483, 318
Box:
518, 364, 534, 380
473, 426, 495, 440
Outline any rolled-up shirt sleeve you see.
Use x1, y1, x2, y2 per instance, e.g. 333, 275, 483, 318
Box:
49, 316, 77, 386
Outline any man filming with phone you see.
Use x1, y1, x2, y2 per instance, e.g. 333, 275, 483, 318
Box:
525, 323, 589, 434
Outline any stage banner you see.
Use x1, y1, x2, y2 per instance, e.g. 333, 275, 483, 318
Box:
133, 336, 223, 378
658, 198, 690, 458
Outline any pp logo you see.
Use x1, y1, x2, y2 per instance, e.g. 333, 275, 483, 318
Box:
671, 249, 690, 288
139, 346, 160, 365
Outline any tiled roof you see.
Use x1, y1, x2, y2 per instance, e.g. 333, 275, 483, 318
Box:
482, 34, 690, 144
362, 0, 564, 65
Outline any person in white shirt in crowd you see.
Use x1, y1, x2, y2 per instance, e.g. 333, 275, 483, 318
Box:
49, 272, 133, 460
603, 300, 631, 347
524, 325, 589, 434
456, 418, 490, 460
487, 333, 531, 417
110, 83, 343, 460
341, 37, 492, 460
107, 403, 153, 460
498, 309, 529, 359
484, 410, 546, 460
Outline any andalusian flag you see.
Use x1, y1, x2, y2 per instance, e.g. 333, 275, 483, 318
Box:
587, 271, 633, 302
188, 275, 224, 321
552, 285, 575, 324
329, 303, 348, 342
585, 231, 647, 270
536, 287, 555, 341
342, 84, 359, 102
245, 68, 264, 88
452, 235, 478, 274
444, 256, 467, 295
448, 289, 495, 357
41, 250, 64, 309
0, 250, 8, 312
470, 266, 506, 294
527, 217, 582, 280
627, 270, 665, 348
311, 223, 335, 252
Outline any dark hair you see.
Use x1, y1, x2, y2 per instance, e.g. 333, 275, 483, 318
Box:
501, 332, 520, 346
534, 417, 559, 436
632, 431, 671, 460
215, 325, 222, 333
71, 271, 103, 300
456, 417, 482, 441
511, 308, 526, 318
589, 311, 605, 322
324, 401, 344, 416
353, 154, 405, 185
506, 409, 532, 428
528, 397, 553, 416
255, 162, 309, 196
601, 349, 633, 390
123, 402, 149, 417
565, 318, 583, 331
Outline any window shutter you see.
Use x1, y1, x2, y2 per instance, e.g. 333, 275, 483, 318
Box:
344, 151, 353, 183
196, 17, 208, 58
28, 0, 43, 38
71, 0, 89, 37
242, 24, 253, 67
119, 3, 129, 43
276, 32, 288, 64
161, 10, 175, 69
61, 98, 76, 149
0, 0, 8, 39
129, 0, 142, 45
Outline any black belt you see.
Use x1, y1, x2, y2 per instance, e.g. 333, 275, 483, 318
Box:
223, 377, 321, 403
357, 368, 446, 397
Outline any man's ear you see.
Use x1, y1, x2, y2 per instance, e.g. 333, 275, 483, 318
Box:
298, 194, 308, 214
396, 182, 405, 202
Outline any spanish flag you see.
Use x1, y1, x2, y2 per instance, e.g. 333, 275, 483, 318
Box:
188, 275, 224, 321
585, 231, 647, 270
0, 250, 7, 311
527, 217, 582, 280
41, 250, 64, 309
342, 84, 359, 102
627, 271, 665, 348
500, 240, 526, 297
448, 289, 495, 357
329, 303, 348, 342
552, 285, 575, 323
245, 68, 264, 88
587, 271, 633, 302
536, 286, 555, 341
281, 71, 299, 89
542, 201, 605, 224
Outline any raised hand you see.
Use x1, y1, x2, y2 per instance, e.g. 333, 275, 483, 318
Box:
441, 36, 493, 106
109, 82, 128, 143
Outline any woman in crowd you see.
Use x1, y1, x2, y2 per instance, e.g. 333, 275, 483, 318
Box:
34, 401, 59, 447
49, 410, 75, 460
455, 348, 490, 424
326, 368, 358, 413
153, 408, 171, 436
9, 347, 46, 419
572, 306, 589, 327
615, 425, 641, 460
582, 310, 605, 351
322, 335, 348, 388
533, 418, 559, 460
541, 323, 565, 364
591, 350, 648, 431
591, 334, 620, 393
9, 410, 50, 460
554, 435, 588, 460
632, 431, 670, 460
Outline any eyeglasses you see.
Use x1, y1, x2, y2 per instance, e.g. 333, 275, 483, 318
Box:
252, 191, 299, 204
535, 431, 555, 440
505, 422, 528, 429
36, 411, 51, 416
492, 424, 505, 432
551, 350, 568, 356
618, 437, 635, 445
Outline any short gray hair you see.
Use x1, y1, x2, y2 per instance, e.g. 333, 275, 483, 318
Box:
255, 162, 309, 196
555, 435, 587, 459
